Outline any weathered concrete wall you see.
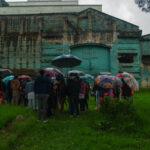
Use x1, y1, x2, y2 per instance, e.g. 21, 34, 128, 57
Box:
0, 15, 42, 75
0, 8, 144, 81
114, 38, 141, 82
140, 34, 150, 87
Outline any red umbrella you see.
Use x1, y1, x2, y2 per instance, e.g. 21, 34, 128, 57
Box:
116, 73, 122, 77
18, 75, 31, 80
116, 72, 135, 78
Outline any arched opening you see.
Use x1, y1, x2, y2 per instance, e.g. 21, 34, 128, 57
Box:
70, 43, 111, 75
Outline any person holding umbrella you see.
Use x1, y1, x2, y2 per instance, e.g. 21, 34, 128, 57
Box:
121, 79, 132, 100
34, 70, 51, 123
79, 78, 87, 111
11, 76, 20, 105
69, 76, 80, 117
56, 76, 66, 112
0, 78, 5, 104
25, 78, 36, 110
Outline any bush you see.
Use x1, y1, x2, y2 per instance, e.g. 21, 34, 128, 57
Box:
98, 95, 134, 117
97, 94, 141, 133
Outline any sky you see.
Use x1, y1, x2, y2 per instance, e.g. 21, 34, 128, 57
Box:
6, 0, 150, 35
79, 0, 150, 35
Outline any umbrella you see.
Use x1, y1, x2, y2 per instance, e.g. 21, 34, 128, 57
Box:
116, 73, 122, 77
44, 68, 64, 77
114, 77, 122, 87
52, 54, 82, 68
3, 75, 14, 84
80, 74, 94, 82
67, 70, 85, 77
116, 72, 135, 78
95, 75, 115, 89
0, 68, 12, 78
122, 72, 139, 91
18, 75, 31, 80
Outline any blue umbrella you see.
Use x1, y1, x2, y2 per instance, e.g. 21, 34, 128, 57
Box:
52, 54, 82, 68
3, 75, 14, 84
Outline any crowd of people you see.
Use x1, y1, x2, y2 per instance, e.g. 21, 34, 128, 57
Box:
0, 70, 90, 122
0, 69, 135, 123
93, 78, 134, 107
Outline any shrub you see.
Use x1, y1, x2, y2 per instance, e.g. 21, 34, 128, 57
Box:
97, 93, 141, 133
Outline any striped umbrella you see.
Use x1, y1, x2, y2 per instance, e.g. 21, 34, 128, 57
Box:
122, 72, 139, 91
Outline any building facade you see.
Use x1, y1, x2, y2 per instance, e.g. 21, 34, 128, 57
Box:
0, 0, 150, 87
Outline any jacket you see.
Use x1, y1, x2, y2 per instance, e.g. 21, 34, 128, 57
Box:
34, 75, 51, 94
25, 81, 34, 94
11, 78, 20, 91
80, 81, 87, 95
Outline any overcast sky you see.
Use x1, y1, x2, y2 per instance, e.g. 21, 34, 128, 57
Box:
80, 0, 150, 35
6, 0, 150, 35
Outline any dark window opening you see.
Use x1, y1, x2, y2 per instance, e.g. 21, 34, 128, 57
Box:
142, 55, 150, 65
118, 54, 134, 63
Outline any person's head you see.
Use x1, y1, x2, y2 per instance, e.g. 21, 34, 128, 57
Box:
14, 76, 18, 79
74, 76, 79, 81
68, 76, 72, 80
39, 69, 45, 76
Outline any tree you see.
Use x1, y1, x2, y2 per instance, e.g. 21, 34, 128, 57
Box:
135, 0, 150, 12
0, 0, 9, 7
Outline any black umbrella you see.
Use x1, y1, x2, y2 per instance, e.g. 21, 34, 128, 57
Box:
52, 54, 82, 68
67, 70, 85, 77
0, 68, 12, 78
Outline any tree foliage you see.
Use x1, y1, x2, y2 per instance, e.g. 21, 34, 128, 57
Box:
0, 0, 9, 7
135, 0, 150, 12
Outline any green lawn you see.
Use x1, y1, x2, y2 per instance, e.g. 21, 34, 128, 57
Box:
0, 90, 150, 150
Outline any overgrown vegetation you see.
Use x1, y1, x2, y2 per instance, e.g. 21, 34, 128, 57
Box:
0, 89, 150, 150
96, 95, 143, 134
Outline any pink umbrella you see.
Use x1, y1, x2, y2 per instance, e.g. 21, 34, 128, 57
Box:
18, 75, 31, 80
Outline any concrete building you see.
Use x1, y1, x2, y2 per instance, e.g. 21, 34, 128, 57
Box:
0, 0, 150, 87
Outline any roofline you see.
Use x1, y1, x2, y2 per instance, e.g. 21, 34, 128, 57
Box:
142, 34, 150, 37
0, 7, 140, 29
0, 6, 102, 15
79, 8, 139, 28
2, 4, 102, 7
0, 12, 78, 16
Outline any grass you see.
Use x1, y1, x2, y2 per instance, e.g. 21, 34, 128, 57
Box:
0, 89, 150, 150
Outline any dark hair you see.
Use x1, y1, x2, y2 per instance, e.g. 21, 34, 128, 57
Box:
14, 76, 18, 79
40, 69, 45, 76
